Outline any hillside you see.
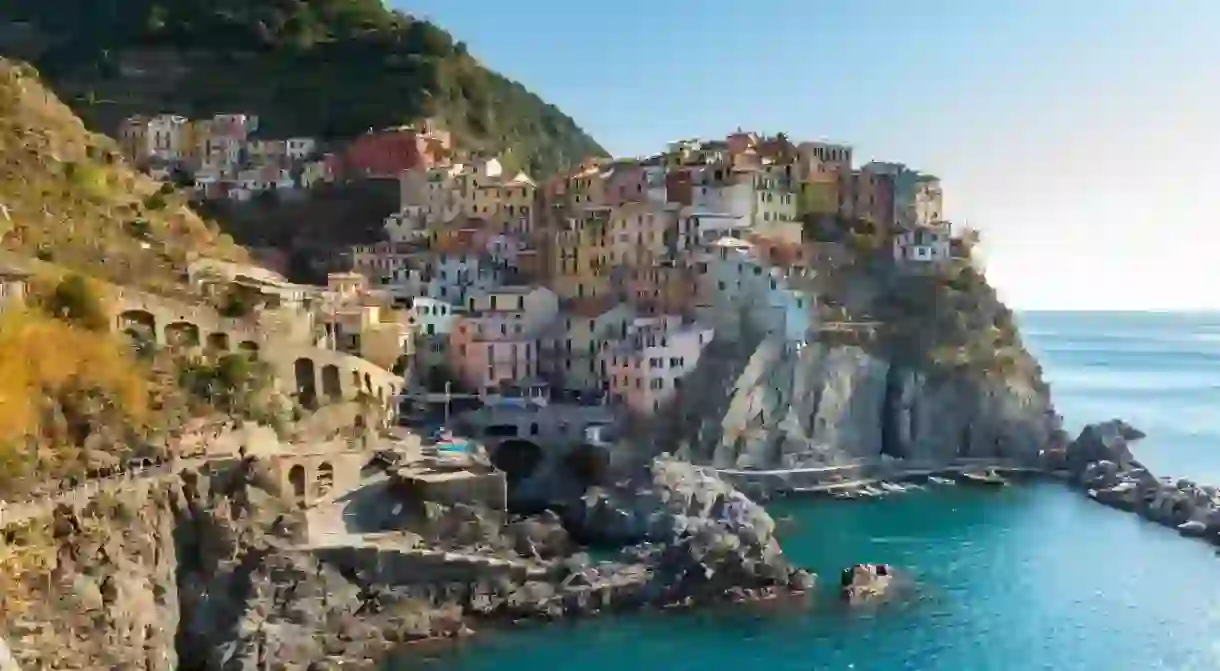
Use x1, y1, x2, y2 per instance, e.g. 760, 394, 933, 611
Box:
0, 58, 247, 294
0, 59, 280, 498
0, 0, 607, 177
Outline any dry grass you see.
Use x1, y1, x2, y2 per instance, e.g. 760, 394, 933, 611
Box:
0, 306, 147, 448
0, 58, 247, 296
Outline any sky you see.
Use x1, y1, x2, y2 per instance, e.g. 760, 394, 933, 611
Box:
392, 0, 1220, 311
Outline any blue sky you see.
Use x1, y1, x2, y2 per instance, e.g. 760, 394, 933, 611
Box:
392, 0, 1220, 310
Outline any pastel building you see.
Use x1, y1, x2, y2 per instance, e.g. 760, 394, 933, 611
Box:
552, 207, 614, 301
539, 299, 633, 392
599, 315, 715, 415
447, 286, 559, 392
605, 201, 679, 267
322, 303, 414, 373
691, 237, 815, 342
424, 251, 504, 305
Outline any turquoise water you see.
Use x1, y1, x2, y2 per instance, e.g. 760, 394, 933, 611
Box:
401, 312, 1220, 670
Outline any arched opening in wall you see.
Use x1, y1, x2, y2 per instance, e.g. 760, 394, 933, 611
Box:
238, 341, 260, 357
288, 464, 306, 500
294, 357, 318, 409
321, 364, 342, 401
317, 461, 334, 496
354, 414, 366, 430
165, 321, 201, 348
392, 354, 411, 376
206, 332, 230, 353
563, 443, 612, 489
364, 372, 372, 393
491, 439, 544, 485
351, 370, 362, 392
119, 309, 157, 343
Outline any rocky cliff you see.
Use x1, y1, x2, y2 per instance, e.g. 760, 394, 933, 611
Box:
0, 455, 809, 670
671, 338, 1053, 469
660, 248, 1056, 470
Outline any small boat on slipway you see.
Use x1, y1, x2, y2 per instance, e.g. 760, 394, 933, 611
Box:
956, 469, 1010, 487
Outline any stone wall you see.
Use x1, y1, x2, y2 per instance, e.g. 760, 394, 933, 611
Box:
399, 470, 508, 512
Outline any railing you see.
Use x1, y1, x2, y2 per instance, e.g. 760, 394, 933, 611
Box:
0, 458, 204, 529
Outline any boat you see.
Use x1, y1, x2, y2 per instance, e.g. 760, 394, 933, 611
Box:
957, 469, 1009, 487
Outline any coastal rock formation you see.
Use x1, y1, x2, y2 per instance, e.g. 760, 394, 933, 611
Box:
0, 454, 813, 670
668, 339, 1054, 469
1069, 421, 1220, 544
566, 456, 810, 598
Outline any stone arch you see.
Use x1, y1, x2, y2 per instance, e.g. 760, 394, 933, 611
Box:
288, 464, 306, 500
317, 461, 334, 496
351, 370, 362, 392
294, 358, 318, 409
364, 372, 372, 393
491, 439, 544, 485
239, 340, 260, 356
165, 321, 201, 348
206, 332, 230, 352
321, 364, 342, 401
119, 309, 157, 342
354, 414, 366, 430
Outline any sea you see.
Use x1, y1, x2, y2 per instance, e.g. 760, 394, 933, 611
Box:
398, 311, 1220, 671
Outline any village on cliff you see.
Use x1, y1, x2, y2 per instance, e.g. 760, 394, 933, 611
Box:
111, 113, 965, 449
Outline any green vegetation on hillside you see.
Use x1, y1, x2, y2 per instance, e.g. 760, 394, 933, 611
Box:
0, 58, 246, 294
1, 0, 607, 176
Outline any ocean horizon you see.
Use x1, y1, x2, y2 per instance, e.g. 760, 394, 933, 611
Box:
402, 310, 1220, 671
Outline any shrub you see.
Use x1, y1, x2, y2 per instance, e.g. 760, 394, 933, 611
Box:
43, 274, 110, 332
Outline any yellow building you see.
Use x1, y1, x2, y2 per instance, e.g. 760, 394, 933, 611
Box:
606, 201, 677, 267
551, 207, 613, 300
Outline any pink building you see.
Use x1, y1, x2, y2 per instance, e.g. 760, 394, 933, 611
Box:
447, 286, 559, 392
599, 315, 714, 415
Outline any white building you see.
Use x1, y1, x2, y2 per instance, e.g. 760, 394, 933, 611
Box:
286, 137, 318, 160
893, 221, 952, 267
406, 296, 460, 337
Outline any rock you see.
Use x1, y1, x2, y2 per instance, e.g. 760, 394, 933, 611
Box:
1177, 520, 1208, 538
1066, 419, 1145, 478
787, 568, 816, 592
839, 563, 895, 604
1089, 481, 1141, 511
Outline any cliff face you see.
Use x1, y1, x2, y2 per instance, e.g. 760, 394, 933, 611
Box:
670, 338, 1053, 470
0, 453, 811, 670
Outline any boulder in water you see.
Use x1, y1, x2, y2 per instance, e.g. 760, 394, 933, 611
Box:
840, 563, 895, 604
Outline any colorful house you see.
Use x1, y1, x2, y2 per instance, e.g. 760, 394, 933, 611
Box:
599, 314, 715, 416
